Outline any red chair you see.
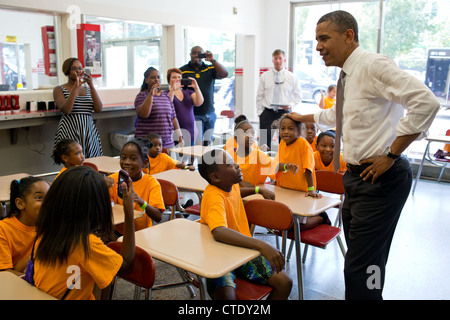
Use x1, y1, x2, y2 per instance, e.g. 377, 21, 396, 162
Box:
82, 162, 99, 172
107, 241, 156, 300
162, 147, 169, 155
157, 179, 180, 220
286, 170, 346, 263
183, 203, 200, 216
432, 129, 450, 183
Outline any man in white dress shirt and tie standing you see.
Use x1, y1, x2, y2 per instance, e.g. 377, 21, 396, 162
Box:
256, 49, 302, 150
287, 10, 440, 300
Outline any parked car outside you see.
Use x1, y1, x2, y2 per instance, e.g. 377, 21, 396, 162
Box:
295, 67, 336, 104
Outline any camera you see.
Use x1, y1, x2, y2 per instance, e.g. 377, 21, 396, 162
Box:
117, 169, 129, 199
159, 84, 170, 91
181, 78, 192, 86
197, 53, 207, 59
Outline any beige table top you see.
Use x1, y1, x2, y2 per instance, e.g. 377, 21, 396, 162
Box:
425, 135, 450, 143
0, 271, 57, 300
151, 169, 208, 193
84, 156, 120, 175
111, 203, 144, 225
169, 145, 223, 158
0, 173, 30, 202
120, 219, 260, 279
244, 184, 341, 217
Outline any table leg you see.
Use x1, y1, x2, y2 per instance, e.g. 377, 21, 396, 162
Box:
197, 276, 208, 300
412, 141, 430, 195
293, 215, 304, 300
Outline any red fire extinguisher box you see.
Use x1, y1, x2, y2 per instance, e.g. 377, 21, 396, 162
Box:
41, 26, 57, 77
76, 23, 102, 77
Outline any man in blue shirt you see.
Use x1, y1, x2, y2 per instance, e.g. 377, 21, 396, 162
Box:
180, 46, 228, 146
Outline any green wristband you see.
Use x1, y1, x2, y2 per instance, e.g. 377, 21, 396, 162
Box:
255, 186, 260, 194
283, 164, 288, 173
307, 186, 314, 191
140, 201, 148, 211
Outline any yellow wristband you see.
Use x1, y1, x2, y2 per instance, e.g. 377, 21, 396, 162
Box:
255, 186, 260, 194
140, 201, 148, 211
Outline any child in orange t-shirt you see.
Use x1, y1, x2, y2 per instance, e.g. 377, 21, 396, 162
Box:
108, 138, 165, 233
314, 131, 347, 173
0, 177, 49, 276
28, 166, 136, 300
319, 84, 337, 110
198, 149, 292, 300
303, 122, 318, 152
143, 133, 195, 175
225, 115, 274, 197
52, 139, 85, 180
271, 115, 330, 229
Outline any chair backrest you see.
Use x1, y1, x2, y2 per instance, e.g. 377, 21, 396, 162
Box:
162, 147, 169, 155
83, 162, 99, 172
157, 178, 179, 207
220, 110, 235, 119
315, 170, 345, 195
244, 199, 293, 231
107, 241, 155, 289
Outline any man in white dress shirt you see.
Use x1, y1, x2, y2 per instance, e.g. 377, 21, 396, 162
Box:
256, 49, 302, 150
287, 10, 440, 300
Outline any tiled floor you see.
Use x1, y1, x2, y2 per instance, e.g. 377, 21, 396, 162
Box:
112, 178, 450, 300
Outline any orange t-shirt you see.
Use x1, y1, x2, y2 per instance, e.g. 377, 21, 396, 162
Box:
200, 184, 251, 238
54, 167, 67, 180
309, 137, 317, 152
143, 153, 178, 175
0, 216, 36, 270
314, 151, 347, 173
224, 137, 259, 155
271, 137, 316, 191
230, 148, 272, 186
109, 172, 165, 231
33, 234, 122, 300
324, 96, 336, 109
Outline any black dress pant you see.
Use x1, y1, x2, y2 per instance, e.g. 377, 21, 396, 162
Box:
342, 156, 412, 300
259, 108, 288, 150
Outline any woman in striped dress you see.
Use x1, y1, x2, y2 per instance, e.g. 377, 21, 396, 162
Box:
134, 67, 184, 148
53, 58, 103, 158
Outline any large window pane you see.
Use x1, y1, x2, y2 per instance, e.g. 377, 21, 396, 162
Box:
84, 16, 162, 88
184, 27, 235, 113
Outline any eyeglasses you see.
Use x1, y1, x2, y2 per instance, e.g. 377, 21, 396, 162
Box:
71, 67, 83, 71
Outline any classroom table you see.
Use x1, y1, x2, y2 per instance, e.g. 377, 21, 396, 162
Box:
111, 203, 144, 225
151, 169, 208, 194
245, 183, 341, 300
0, 173, 31, 217
119, 218, 260, 300
84, 156, 120, 175
0, 271, 57, 300
412, 134, 450, 194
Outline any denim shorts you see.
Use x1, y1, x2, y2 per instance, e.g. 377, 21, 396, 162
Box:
206, 255, 273, 298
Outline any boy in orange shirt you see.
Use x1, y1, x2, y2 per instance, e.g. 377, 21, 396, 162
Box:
198, 149, 292, 300
314, 131, 347, 172
303, 122, 318, 151
143, 133, 194, 174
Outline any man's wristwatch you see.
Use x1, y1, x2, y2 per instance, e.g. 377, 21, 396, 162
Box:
384, 146, 400, 160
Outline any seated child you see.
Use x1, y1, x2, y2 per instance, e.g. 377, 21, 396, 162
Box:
225, 115, 274, 199
303, 122, 318, 151
224, 116, 261, 155
28, 166, 136, 300
143, 133, 195, 175
108, 138, 165, 233
198, 149, 292, 300
319, 84, 337, 109
52, 139, 85, 179
314, 131, 347, 173
0, 177, 49, 276
271, 114, 329, 229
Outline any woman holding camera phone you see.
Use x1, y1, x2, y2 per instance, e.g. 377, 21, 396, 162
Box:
53, 57, 103, 158
134, 67, 184, 149
166, 68, 204, 147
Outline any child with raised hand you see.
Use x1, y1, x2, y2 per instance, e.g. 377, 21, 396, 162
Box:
0, 177, 49, 276
143, 133, 194, 175
29, 166, 136, 300
314, 131, 347, 173
225, 114, 275, 200
319, 84, 337, 110
52, 138, 85, 179
109, 138, 165, 233
198, 149, 292, 300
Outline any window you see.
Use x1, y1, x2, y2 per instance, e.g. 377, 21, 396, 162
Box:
0, 8, 57, 90
83, 16, 162, 88
184, 27, 235, 113
291, 0, 450, 161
